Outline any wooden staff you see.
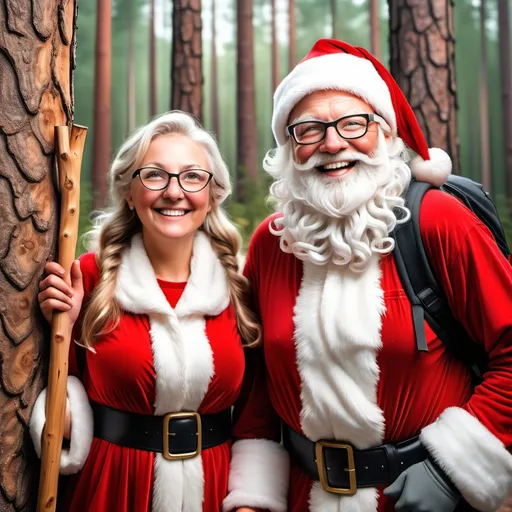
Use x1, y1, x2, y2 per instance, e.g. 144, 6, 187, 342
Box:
37, 124, 87, 512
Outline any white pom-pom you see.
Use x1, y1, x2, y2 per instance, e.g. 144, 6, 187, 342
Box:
411, 147, 452, 187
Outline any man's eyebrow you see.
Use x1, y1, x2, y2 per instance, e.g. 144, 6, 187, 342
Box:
289, 113, 319, 125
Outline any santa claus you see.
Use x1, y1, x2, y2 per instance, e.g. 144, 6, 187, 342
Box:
222, 39, 512, 512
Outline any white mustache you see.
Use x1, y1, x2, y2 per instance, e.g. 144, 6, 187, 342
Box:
294, 150, 387, 173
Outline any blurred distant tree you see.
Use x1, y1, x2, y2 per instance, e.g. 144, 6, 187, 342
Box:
288, 0, 296, 70
92, 0, 112, 208
0, 0, 78, 508
236, 0, 259, 200
389, 0, 459, 174
479, 0, 491, 192
370, 0, 381, 59
498, 0, 512, 210
149, 0, 158, 117
271, 0, 279, 92
331, 0, 337, 39
211, 0, 220, 139
171, 0, 203, 120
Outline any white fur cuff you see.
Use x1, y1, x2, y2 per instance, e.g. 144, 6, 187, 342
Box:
30, 376, 94, 475
222, 439, 290, 512
420, 407, 512, 511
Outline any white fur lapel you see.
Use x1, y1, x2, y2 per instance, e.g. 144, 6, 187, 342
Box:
294, 257, 386, 512
115, 232, 230, 512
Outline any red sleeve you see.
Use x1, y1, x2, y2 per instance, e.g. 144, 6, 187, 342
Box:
420, 190, 512, 446
68, 252, 100, 378
233, 215, 283, 441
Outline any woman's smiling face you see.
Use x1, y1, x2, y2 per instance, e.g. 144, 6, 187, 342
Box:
126, 133, 212, 247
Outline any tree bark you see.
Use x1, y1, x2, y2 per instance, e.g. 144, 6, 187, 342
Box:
92, 0, 111, 209
171, 0, 203, 121
370, 0, 381, 60
498, 0, 512, 210
210, 0, 220, 140
271, 0, 280, 93
479, 0, 491, 192
236, 0, 259, 200
389, 0, 460, 175
149, 0, 157, 117
0, 0, 77, 509
288, 0, 296, 71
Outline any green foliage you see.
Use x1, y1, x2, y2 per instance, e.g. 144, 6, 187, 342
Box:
496, 196, 512, 249
227, 167, 273, 250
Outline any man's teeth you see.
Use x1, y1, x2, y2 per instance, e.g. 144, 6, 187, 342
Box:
322, 161, 353, 170
159, 209, 187, 217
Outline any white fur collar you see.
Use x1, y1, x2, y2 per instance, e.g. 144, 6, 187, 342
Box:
116, 231, 229, 318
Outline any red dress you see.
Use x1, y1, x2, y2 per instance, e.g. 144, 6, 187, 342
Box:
60, 233, 244, 512
225, 191, 512, 512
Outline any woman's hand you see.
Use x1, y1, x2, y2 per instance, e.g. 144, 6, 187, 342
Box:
38, 260, 84, 325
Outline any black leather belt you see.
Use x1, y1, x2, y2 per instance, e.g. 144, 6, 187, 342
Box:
91, 401, 232, 460
283, 423, 428, 495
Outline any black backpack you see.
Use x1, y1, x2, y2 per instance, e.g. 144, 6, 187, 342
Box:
391, 175, 511, 380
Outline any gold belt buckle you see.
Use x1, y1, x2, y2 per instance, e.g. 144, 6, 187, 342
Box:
315, 440, 357, 495
162, 411, 202, 461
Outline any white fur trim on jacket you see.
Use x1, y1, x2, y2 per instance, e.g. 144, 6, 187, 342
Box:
30, 375, 93, 475
420, 407, 512, 512
222, 439, 290, 512
293, 257, 386, 512
115, 232, 230, 512
272, 52, 396, 146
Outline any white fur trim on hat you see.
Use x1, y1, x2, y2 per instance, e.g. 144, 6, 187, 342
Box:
420, 407, 512, 512
272, 52, 396, 146
30, 376, 94, 475
222, 439, 290, 512
411, 147, 452, 187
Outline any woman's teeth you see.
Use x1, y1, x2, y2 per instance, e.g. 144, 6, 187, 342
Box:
158, 209, 187, 217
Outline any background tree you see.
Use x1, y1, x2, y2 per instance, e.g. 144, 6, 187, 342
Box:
479, 0, 491, 192
288, 0, 296, 71
331, 0, 338, 39
498, 0, 512, 211
271, 0, 280, 93
0, 0, 78, 508
149, 0, 158, 117
210, 0, 220, 139
171, 0, 203, 120
370, 0, 381, 59
92, 0, 112, 209
389, 0, 459, 174
236, 0, 259, 200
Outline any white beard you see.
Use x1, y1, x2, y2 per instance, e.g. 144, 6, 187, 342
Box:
264, 132, 412, 271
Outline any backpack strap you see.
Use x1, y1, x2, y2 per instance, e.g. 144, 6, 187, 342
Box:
392, 181, 487, 378
392, 181, 435, 352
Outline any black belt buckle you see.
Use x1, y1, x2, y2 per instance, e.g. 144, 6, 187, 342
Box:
315, 440, 357, 495
162, 412, 202, 460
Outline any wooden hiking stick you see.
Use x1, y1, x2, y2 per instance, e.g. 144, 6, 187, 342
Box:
37, 124, 87, 512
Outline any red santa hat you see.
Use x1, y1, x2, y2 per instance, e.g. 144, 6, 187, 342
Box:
272, 39, 451, 187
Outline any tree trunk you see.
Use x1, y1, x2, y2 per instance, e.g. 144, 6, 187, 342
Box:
171, 0, 203, 121
370, 0, 381, 60
236, 0, 259, 200
211, 0, 220, 140
128, 17, 136, 132
271, 0, 280, 93
92, 0, 111, 209
389, 0, 460, 175
288, 0, 296, 71
331, 0, 337, 39
498, 0, 512, 210
479, 0, 491, 192
149, 0, 157, 117
0, 0, 77, 509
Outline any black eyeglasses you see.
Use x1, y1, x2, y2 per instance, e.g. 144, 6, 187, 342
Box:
287, 113, 389, 145
132, 167, 213, 193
